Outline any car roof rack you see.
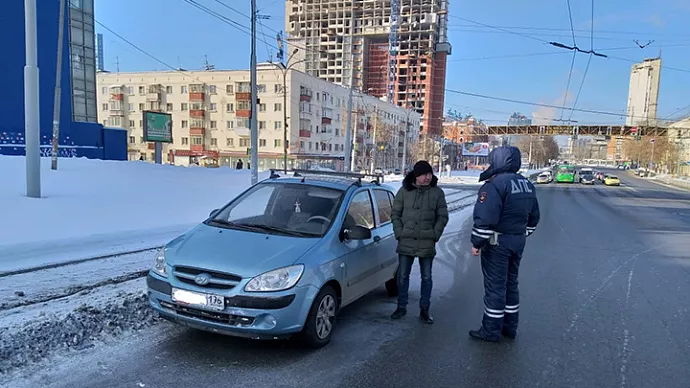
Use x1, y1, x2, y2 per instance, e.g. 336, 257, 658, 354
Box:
269, 169, 384, 186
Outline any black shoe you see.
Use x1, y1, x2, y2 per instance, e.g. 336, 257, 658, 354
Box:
420, 307, 434, 324
501, 329, 516, 339
468, 328, 500, 342
391, 307, 407, 320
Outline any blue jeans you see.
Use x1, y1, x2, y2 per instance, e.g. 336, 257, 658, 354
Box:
396, 255, 433, 309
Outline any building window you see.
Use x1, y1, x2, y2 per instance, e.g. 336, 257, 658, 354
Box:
209, 85, 217, 94
259, 121, 266, 129
192, 136, 203, 145
236, 101, 250, 110
274, 84, 281, 93
129, 120, 135, 128
101, 103, 108, 111
259, 139, 267, 147
166, 86, 173, 93
181, 85, 188, 94
226, 103, 234, 112
140, 136, 145, 143
181, 103, 188, 111
210, 121, 217, 129
299, 141, 304, 149
240, 138, 250, 147
139, 120, 143, 127
138, 86, 145, 94
274, 139, 282, 147
210, 103, 217, 111
226, 138, 234, 146
274, 103, 282, 111
257, 84, 266, 93
211, 138, 218, 146
101, 87, 108, 94
166, 103, 173, 111
236, 82, 250, 93
129, 136, 135, 144
259, 103, 266, 112
181, 120, 188, 128
226, 84, 234, 94
182, 137, 189, 145
226, 120, 233, 129
274, 121, 282, 130
236, 118, 250, 128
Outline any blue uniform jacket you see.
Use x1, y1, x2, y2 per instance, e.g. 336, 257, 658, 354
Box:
471, 147, 540, 249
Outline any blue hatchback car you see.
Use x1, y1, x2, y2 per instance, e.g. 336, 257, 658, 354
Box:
147, 170, 400, 348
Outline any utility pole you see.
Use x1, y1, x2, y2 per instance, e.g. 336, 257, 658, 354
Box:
249, 0, 258, 185
344, 9, 356, 173
370, 107, 378, 173
24, 0, 41, 198
401, 115, 409, 171
282, 67, 288, 172
51, 0, 66, 170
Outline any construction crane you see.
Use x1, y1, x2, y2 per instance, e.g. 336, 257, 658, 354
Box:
387, 0, 400, 104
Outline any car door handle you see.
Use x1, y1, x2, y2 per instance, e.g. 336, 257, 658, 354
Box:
373, 236, 381, 243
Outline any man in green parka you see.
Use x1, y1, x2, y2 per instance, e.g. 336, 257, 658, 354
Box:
390, 160, 449, 324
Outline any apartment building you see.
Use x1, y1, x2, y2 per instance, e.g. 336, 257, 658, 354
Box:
96, 64, 420, 170
285, 0, 451, 137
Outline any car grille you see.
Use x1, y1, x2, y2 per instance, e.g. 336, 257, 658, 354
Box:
173, 266, 242, 290
160, 301, 255, 326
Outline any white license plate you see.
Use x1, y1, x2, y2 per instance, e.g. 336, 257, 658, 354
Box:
171, 288, 225, 311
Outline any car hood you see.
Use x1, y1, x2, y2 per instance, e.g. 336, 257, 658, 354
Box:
164, 223, 320, 278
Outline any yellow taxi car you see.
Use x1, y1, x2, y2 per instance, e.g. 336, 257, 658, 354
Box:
604, 175, 621, 186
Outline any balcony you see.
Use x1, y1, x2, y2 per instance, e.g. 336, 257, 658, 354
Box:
235, 92, 251, 101
236, 109, 251, 118
299, 130, 311, 138
189, 92, 205, 101
190, 109, 205, 118
190, 127, 205, 136
146, 92, 161, 102
321, 117, 332, 125
299, 87, 312, 102
110, 93, 123, 101
191, 144, 205, 152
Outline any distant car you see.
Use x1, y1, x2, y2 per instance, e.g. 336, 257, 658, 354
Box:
604, 175, 621, 186
580, 173, 595, 185
147, 169, 400, 348
536, 173, 552, 184
595, 172, 606, 181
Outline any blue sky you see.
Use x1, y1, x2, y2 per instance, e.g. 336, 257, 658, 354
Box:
96, 0, 690, 126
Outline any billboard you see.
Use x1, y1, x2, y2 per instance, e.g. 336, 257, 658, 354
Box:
462, 142, 490, 157
143, 111, 173, 143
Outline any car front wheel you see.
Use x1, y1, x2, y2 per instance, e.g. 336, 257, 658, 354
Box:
301, 285, 338, 349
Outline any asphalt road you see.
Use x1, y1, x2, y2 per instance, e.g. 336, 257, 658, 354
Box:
6, 171, 690, 388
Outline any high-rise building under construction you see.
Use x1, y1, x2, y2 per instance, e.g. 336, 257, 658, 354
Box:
285, 0, 451, 137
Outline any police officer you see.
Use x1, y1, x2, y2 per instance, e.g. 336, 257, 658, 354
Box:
468, 146, 540, 342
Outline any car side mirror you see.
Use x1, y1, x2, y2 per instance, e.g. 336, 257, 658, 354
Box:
209, 208, 220, 218
343, 225, 372, 240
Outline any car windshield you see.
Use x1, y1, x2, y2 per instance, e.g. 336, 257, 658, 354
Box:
557, 166, 574, 174
207, 182, 345, 237
608, 176, 618, 179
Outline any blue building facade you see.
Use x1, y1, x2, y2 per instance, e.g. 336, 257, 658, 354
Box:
0, 0, 126, 160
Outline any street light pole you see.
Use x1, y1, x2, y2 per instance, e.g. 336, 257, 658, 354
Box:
24, 0, 41, 198
278, 49, 301, 172
249, 0, 258, 185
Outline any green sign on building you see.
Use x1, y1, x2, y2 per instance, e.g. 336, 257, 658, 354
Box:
143, 111, 173, 143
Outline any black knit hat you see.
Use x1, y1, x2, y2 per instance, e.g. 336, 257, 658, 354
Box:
413, 160, 434, 177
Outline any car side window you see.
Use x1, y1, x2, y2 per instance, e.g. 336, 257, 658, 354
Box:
343, 190, 376, 230
373, 189, 393, 224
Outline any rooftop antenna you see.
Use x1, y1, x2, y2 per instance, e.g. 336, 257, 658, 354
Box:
203, 55, 215, 71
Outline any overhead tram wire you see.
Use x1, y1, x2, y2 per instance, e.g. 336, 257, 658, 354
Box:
566, 0, 596, 123
556, 0, 579, 123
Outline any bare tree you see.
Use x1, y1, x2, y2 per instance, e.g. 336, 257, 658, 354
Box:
514, 136, 560, 167
624, 137, 678, 172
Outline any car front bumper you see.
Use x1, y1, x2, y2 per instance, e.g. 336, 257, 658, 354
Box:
147, 273, 318, 339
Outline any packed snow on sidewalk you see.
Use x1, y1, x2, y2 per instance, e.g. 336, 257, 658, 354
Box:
0, 156, 409, 274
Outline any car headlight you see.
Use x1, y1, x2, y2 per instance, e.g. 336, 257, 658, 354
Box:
244, 265, 304, 292
152, 248, 167, 277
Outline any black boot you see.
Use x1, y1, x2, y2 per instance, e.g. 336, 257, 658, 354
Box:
468, 327, 500, 342
391, 307, 407, 320
420, 307, 434, 324
501, 329, 516, 339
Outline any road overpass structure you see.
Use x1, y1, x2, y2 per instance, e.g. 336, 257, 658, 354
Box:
486, 124, 688, 138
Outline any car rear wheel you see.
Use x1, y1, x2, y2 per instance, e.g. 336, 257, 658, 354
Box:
300, 285, 338, 349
